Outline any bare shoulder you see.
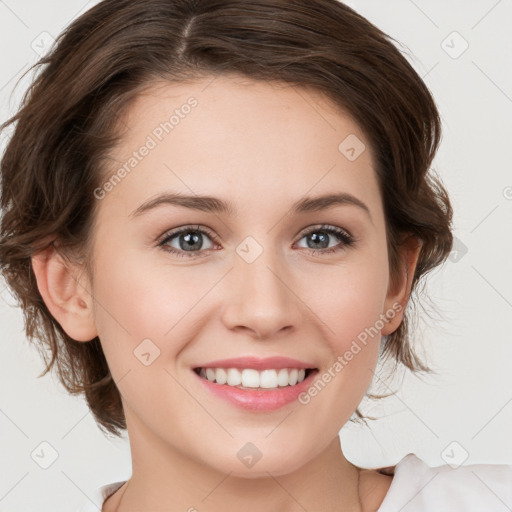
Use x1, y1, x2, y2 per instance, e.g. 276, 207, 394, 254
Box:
358, 467, 394, 512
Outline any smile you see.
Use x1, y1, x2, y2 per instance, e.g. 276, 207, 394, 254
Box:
193, 367, 316, 390
192, 366, 320, 411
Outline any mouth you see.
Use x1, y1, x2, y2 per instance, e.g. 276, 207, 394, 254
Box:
191, 355, 320, 410
192, 364, 320, 411
193, 366, 319, 390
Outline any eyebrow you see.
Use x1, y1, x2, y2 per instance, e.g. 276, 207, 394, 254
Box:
130, 191, 372, 221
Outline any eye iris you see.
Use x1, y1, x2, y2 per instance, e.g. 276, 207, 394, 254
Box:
181, 231, 202, 251
308, 231, 329, 249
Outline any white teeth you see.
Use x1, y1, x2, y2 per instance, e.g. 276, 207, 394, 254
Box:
227, 368, 242, 386
198, 367, 309, 388
215, 368, 227, 384
260, 370, 277, 388
277, 368, 290, 387
242, 369, 259, 388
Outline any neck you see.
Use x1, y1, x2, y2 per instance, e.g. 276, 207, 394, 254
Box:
110, 416, 363, 512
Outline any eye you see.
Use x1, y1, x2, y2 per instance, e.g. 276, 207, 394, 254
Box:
295, 224, 355, 255
157, 223, 355, 259
157, 225, 218, 258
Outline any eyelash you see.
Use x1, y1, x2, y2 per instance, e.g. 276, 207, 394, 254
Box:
156, 224, 355, 259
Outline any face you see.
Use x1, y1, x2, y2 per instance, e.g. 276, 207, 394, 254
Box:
82, 75, 405, 477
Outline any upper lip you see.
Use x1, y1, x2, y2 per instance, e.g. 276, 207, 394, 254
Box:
194, 356, 317, 371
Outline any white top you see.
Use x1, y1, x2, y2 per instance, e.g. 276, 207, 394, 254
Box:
75, 453, 512, 511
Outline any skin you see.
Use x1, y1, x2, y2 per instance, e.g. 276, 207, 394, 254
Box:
32, 75, 421, 511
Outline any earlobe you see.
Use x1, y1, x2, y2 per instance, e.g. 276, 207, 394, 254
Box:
31, 244, 98, 342
381, 236, 423, 336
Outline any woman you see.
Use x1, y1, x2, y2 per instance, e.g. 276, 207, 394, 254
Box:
1, 1, 510, 510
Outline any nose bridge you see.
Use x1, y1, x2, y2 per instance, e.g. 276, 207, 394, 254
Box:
222, 235, 301, 337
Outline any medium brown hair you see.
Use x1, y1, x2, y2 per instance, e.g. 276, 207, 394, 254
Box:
0, 0, 453, 437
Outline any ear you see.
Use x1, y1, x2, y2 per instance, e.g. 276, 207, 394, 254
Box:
381, 235, 422, 336
31, 243, 98, 342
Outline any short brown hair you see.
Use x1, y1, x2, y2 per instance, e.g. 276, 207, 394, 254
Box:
0, 0, 453, 437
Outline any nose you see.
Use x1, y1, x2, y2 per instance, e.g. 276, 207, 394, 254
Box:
220, 248, 303, 340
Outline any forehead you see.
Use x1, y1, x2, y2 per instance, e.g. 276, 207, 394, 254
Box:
98, 75, 380, 220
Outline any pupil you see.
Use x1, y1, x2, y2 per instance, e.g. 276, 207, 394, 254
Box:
309, 231, 328, 249
182, 232, 201, 251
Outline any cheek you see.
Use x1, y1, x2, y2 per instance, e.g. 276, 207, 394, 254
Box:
89, 251, 170, 367
312, 252, 389, 349
94, 243, 183, 319
89, 250, 202, 414
90, 248, 216, 367
300, 250, 389, 407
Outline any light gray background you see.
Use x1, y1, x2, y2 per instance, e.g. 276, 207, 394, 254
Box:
1, 1, 511, 510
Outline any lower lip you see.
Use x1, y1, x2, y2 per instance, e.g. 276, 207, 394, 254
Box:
193, 369, 319, 411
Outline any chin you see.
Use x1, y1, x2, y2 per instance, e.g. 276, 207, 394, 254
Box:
207, 449, 309, 479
